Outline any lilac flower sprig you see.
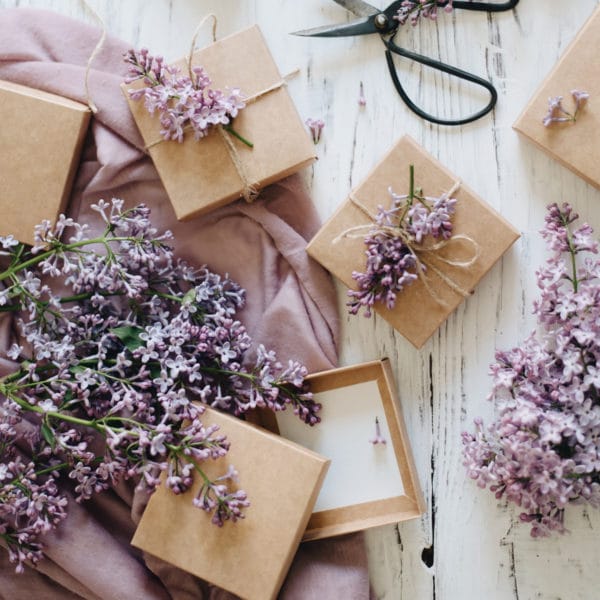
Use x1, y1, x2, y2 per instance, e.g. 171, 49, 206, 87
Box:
305, 118, 325, 145
0, 200, 320, 572
124, 48, 251, 146
394, 0, 454, 26
543, 90, 590, 127
463, 203, 600, 537
348, 165, 457, 317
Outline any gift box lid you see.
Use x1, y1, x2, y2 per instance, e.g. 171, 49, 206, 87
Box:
0, 80, 90, 246
122, 25, 316, 221
131, 406, 329, 600
306, 135, 520, 349
513, 7, 600, 189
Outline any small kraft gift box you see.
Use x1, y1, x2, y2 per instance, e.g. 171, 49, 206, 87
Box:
306, 135, 520, 349
122, 25, 316, 221
132, 406, 329, 600
513, 6, 600, 189
0, 80, 90, 246
259, 359, 426, 541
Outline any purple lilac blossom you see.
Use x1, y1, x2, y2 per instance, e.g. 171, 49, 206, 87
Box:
394, 0, 454, 26
543, 90, 590, 127
369, 417, 387, 445
124, 48, 245, 142
358, 82, 366, 108
463, 203, 600, 537
348, 171, 457, 317
0, 199, 319, 572
305, 118, 325, 145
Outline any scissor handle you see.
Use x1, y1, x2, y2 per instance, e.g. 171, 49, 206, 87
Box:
447, 0, 519, 11
383, 39, 497, 126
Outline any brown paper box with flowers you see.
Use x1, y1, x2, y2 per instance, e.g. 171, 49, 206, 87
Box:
0, 200, 325, 577
513, 6, 599, 189
121, 25, 316, 221
307, 135, 520, 349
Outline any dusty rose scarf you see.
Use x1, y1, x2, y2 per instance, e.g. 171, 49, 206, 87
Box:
0, 8, 370, 600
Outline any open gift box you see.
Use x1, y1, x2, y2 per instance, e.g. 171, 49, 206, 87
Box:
261, 359, 426, 542
131, 406, 329, 600
0, 80, 90, 246
122, 25, 316, 221
513, 6, 600, 189
307, 135, 520, 349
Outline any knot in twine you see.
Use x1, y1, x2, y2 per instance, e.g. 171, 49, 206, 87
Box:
143, 13, 299, 204
333, 183, 481, 307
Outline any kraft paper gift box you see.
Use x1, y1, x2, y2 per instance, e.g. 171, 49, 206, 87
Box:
122, 25, 316, 221
258, 359, 426, 542
0, 80, 90, 246
306, 135, 520, 349
513, 7, 600, 189
132, 406, 329, 600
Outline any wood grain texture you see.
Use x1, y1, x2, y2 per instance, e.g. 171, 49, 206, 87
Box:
2, 1, 600, 598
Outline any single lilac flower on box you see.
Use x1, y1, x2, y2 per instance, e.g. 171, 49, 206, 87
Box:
369, 417, 387, 445
543, 89, 590, 127
305, 117, 325, 144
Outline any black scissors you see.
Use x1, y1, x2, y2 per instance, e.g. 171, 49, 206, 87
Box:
293, 0, 520, 126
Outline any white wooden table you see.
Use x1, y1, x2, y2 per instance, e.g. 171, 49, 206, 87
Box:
3, 1, 600, 598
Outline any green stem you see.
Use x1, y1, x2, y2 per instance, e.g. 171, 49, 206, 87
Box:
0, 236, 148, 282
562, 214, 579, 292
223, 125, 254, 148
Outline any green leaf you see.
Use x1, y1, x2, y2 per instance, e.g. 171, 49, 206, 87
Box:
110, 325, 145, 351
41, 422, 55, 446
182, 288, 196, 304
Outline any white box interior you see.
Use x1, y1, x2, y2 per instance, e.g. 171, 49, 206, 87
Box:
276, 379, 405, 512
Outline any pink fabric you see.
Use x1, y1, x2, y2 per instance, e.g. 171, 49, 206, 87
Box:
0, 7, 370, 600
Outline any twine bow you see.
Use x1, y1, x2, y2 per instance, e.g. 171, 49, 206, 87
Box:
142, 14, 298, 203
334, 185, 480, 307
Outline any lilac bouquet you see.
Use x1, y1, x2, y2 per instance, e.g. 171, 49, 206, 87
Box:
124, 48, 249, 145
463, 203, 600, 537
0, 200, 319, 572
348, 165, 457, 317
394, 0, 454, 26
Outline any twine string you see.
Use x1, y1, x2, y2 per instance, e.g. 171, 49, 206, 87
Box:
334, 189, 480, 306
81, 0, 107, 114
187, 14, 218, 81
217, 125, 258, 202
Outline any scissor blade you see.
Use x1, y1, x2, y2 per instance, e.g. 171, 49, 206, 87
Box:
332, 0, 379, 18
291, 17, 376, 37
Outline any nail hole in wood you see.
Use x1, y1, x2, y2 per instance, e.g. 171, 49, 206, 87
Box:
421, 545, 434, 568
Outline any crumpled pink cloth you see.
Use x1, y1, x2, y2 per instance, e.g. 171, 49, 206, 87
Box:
0, 7, 370, 600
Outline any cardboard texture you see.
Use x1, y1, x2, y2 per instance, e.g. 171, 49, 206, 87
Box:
513, 7, 600, 189
0, 80, 90, 246
260, 360, 425, 541
131, 407, 329, 600
122, 25, 316, 220
306, 135, 520, 348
